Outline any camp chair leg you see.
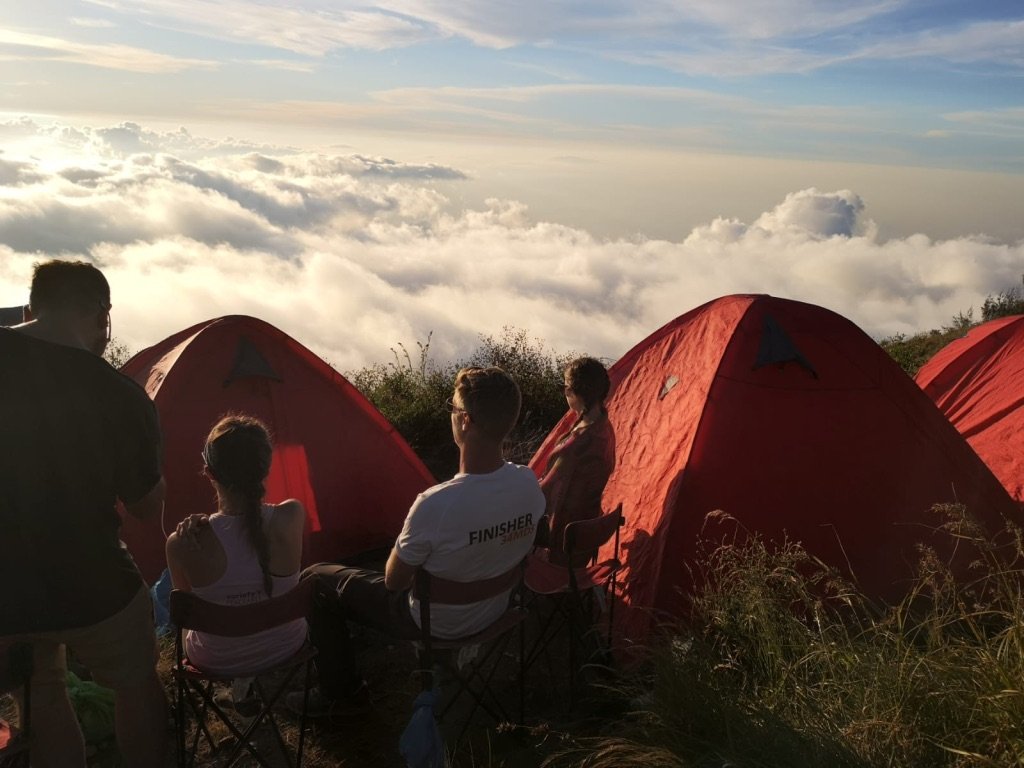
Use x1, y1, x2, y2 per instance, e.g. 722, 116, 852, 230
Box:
296, 658, 313, 767
525, 595, 574, 711
528, 586, 604, 712
181, 681, 218, 766
436, 633, 519, 743
568, 592, 578, 710
524, 596, 569, 680
518, 615, 525, 724
219, 663, 308, 768
439, 642, 504, 723
174, 676, 187, 768
251, 679, 291, 768
606, 577, 616, 653
191, 683, 261, 768
261, 709, 291, 768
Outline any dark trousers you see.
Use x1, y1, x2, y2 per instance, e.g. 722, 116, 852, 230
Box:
301, 563, 421, 700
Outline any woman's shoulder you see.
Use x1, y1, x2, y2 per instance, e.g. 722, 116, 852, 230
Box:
267, 499, 305, 530
166, 524, 222, 566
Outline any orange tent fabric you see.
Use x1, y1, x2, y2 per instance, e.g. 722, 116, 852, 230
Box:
915, 314, 1024, 504
119, 315, 434, 584
532, 295, 1019, 640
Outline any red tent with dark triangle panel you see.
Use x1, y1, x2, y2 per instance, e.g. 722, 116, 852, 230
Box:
915, 314, 1024, 504
119, 315, 434, 584
531, 295, 1019, 641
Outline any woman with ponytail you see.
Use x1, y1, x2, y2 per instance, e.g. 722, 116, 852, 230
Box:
536, 357, 616, 567
165, 414, 306, 676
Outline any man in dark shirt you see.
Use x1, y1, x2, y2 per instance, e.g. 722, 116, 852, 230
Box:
0, 260, 167, 767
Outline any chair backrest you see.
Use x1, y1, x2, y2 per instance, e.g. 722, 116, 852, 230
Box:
169, 578, 315, 637
412, 562, 522, 606
413, 560, 524, 643
563, 503, 624, 560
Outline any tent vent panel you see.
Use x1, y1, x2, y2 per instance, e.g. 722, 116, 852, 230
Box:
754, 314, 817, 379
225, 336, 283, 386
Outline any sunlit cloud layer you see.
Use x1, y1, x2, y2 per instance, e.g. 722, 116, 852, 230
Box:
0, 120, 1020, 373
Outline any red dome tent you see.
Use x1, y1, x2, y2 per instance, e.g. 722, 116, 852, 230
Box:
119, 315, 434, 584
915, 314, 1024, 504
531, 295, 1019, 641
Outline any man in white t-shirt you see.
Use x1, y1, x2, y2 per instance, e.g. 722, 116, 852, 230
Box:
297, 366, 544, 711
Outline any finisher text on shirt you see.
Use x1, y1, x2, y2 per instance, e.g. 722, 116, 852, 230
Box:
468, 513, 534, 545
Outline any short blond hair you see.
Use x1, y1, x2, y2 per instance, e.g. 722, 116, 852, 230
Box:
454, 367, 521, 442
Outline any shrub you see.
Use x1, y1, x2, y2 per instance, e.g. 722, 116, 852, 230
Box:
104, 338, 133, 369
550, 506, 1024, 768
879, 310, 974, 377
881, 277, 1024, 376
350, 335, 459, 480
351, 327, 574, 479
981, 276, 1024, 322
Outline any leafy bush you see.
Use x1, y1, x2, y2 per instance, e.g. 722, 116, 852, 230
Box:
981, 276, 1024, 322
879, 324, 970, 377
350, 335, 458, 480
104, 337, 133, 369
351, 327, 574, 479
881, 277, 1024, 376
549, 506, 1024, 768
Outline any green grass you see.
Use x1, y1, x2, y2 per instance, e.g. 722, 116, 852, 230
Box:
546, 505, 1024, 768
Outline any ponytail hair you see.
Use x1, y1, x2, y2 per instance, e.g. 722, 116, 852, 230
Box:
203, 414, 275, 597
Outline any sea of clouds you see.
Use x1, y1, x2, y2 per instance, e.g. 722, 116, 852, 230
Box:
1, 119, 1021, 372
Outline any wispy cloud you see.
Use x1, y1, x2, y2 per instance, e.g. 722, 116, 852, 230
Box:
241, 58, 318, 73
941, 107, 1024, 137
46, 0, 1024, 83
368, 83, 883, 139
855, 20, 1024, 65
69, 17, 117, 29
641, 0, 904, 41
0, 28, 216, 73
89, 0, 438, 54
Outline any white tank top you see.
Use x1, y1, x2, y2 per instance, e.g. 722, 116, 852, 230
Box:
184, 506, 306, 676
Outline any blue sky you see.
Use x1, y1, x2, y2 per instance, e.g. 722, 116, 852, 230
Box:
3, 0, 1022, 171
1, 2, 1022, 366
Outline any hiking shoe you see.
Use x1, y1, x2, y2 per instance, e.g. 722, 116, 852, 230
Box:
286, 681, 370, 719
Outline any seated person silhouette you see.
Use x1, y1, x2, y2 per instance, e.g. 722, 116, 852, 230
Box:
166, 415, 306, 684
296, 366, 545, 713
535, 357, 616, 566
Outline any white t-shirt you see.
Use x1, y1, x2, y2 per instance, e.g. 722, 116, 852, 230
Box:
394, 462, 544, 639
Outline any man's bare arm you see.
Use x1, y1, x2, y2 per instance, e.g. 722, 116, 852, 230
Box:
123, 476, 166, 521
164, 534, 192, 591
384, 547, 418, 591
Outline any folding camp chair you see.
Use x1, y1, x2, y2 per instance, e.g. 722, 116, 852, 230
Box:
170, 579, 317, 768
0, 641, 32, 768
413, 560, 528, 742
524, 503, 624, 709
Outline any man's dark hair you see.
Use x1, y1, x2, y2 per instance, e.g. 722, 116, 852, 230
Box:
29, 260, 110, 316
565, 356, 610, 413
454, 366, 521, 443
